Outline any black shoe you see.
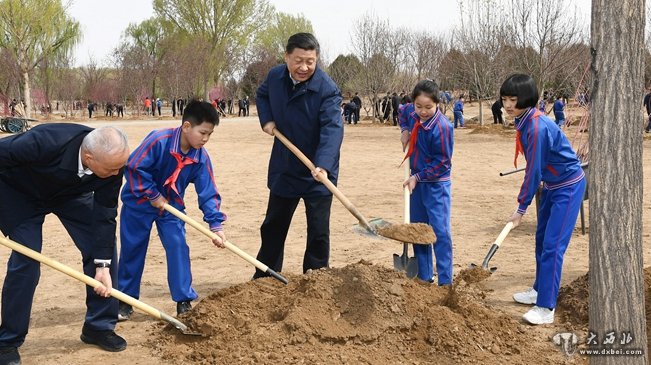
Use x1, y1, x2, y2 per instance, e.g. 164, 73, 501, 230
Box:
0, 347, 20, 365
118, 303, 133, 322
80, 326, 127, 352
177, 301, 192, 316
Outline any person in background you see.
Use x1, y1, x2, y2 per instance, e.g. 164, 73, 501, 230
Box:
453, 95, 465, 128
553, 94, 566, 127
492, 99, 504, 125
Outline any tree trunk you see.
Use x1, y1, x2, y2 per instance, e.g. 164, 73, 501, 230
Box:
21, 71, 31, 118
478, 99, 484, 126
589, 1, 647, 364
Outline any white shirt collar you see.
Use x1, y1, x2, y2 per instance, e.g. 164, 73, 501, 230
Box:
78, 148, 93, 178
288, 72, 300, 85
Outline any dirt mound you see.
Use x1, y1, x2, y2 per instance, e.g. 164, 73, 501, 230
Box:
556, 274, 589, 328
468, 123, 516, 137
556, 267, 651, 353
148, 262, 569, 364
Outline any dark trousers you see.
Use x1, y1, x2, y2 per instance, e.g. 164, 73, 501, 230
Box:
0, 184, 118, 348
492, 111, 503, 124
253, 193, 332, 278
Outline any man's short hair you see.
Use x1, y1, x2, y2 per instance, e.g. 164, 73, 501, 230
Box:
499, 73, 539, 109
286, 32, 320, 55
182, 100, 220, 127
82, 126, 128, 156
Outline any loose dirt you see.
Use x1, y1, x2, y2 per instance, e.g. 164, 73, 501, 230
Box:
150, 262, 578, 364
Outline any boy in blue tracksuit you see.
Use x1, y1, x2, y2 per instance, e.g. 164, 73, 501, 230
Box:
452, 96, 464, 128
399, 80, 454, 285
117, 100, 227, 320
500, 74, 585, 325
553, 95, 566, 126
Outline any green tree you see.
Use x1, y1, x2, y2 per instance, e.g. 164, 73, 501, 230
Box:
124, 17, 167, 99
0, 0, 80, 117
254, 12, 313, 60
328, 54, 362, 96
154, 0, 273, 99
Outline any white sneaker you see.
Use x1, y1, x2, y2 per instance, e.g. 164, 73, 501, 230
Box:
523, 306, 555, 325
513, 287, 537, 304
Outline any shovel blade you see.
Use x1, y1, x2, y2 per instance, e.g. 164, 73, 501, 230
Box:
393, 244, 419, 279
352, 218, 391, 238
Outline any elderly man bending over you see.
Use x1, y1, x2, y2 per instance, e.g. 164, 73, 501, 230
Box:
0, 124, 130, 365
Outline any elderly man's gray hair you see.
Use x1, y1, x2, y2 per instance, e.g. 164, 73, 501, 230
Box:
81, 126, 129, 156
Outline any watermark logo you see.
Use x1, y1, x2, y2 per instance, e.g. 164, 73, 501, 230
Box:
552, 332, 579, 356
553, 331, 644, 357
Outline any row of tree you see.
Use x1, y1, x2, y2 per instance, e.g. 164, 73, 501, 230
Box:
1, 0, 650, 122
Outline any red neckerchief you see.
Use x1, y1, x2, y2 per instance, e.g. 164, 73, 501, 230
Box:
400, 120, 423, 166
163, 152, 194, 195
514, 130, 524, 168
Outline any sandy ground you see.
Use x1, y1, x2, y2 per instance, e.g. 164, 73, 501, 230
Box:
0, 102, 650, 364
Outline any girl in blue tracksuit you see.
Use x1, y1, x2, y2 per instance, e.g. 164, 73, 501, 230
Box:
501, 74, 585, 325
553, 95, 566, 126
453, 96, 465, 128
399, 80, 454, 285
117, 100, 227, 319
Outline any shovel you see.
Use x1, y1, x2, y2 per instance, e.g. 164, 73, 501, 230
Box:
0, 235, 202, 336
162, 203, 288, 285
393, 164, 418, 278
470, 222, 514, 273
272, 128, 435, 244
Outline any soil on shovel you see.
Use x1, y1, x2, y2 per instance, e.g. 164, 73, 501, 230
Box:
148, 261, 576, 364
377, 223, 436, 244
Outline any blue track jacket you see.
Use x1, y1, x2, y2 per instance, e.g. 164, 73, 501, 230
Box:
399, 104, 454, 182
121, 127, 226, 230
514, 108, 584, 214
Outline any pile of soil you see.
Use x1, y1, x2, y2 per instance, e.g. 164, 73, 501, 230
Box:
468, 124, 517, 136
556, 267, 651, 352
149, 262, 571, 364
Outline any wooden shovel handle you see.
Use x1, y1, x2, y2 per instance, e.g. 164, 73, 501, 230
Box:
494, 222, 514, 248
0, 235, 188, 331
162, 204, 288, 284
272, 128, 375, 233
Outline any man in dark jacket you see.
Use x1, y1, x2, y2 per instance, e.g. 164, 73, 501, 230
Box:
351, 92, 362, 123
0, 124, 130, 365
253, 32, 343, 278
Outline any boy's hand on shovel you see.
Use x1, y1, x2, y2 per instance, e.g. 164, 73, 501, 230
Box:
94, 267, 112, 297
211, 230, 226, 249
150, 195, 168, 210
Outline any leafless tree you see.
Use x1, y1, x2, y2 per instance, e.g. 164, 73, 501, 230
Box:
405, 31, 448, 83
589, 1, 648, 364
507, 0, 588, 95
351, 12, 395, 122
453, 0, 508, 125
